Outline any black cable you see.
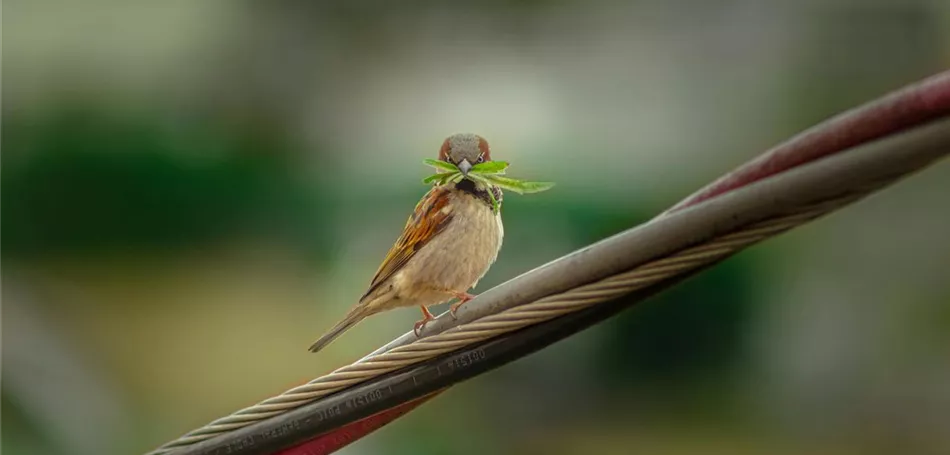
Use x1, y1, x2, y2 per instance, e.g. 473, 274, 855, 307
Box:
174, 268, 713, 455
156, 111, 950, 455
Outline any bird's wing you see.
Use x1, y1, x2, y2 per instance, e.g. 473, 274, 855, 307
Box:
361, 185, 454, 302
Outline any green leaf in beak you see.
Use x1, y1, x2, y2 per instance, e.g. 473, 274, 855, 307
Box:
420, 157, 552, 209
422, 171, 461, 185
469, 161, 509, 175
423, 158, 460, 173
479, 175, 555, 194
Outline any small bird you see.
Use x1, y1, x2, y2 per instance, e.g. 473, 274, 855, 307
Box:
308, 133, 504, 353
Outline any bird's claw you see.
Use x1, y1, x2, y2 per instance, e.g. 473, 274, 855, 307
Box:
413, 319, 429, 338
449, 292, 476, 320
414, 305, 437, 338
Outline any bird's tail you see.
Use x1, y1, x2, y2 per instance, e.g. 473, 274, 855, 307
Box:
308, 305, 369, 353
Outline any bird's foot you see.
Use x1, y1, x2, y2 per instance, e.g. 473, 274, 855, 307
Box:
414, 306, 436, 337
449, 292, 476, 320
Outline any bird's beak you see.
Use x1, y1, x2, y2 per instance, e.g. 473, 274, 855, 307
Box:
457, 159, 473, 175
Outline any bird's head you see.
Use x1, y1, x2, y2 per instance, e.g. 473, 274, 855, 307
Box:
438, 133, 491, 175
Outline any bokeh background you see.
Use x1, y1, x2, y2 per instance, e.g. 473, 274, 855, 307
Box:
3, 1, 950, 454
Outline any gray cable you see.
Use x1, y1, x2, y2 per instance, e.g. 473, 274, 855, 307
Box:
149, 117, 950, 455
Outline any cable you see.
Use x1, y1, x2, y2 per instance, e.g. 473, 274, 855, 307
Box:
363, 69, 950, 361
149, 115, 950, 455
171, 197, 852, 455
665, 69, 950, 213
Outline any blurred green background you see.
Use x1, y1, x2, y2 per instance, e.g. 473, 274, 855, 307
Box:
3, 1, 950, 454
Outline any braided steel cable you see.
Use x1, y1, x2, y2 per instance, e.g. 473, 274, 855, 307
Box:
149, 83, 950, 455
149, 189, 869, 455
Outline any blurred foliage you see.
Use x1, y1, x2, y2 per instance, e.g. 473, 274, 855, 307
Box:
1, 106, 331, 262
0, 396, 55, 455
599, 254, 754, 389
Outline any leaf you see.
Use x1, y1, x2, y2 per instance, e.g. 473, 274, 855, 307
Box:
422, 170, 461, 185
423, 173, 447, 184
422, 172, 457, 184
420, 158, 553, 201
423, 158, 459, 173
480, 175, 555, 194
515, 180, 556, 193
465, 173, 491, 187
470, 161, 509, 175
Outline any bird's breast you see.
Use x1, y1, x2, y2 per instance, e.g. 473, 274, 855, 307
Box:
446, 189, 504, 263
395, 188, 503, 305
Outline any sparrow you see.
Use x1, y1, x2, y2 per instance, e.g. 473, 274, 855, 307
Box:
308, 133, 504, 353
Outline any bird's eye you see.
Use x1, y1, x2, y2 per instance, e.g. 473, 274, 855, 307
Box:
476, 155, 484, 163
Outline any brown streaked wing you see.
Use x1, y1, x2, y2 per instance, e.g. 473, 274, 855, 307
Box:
360, 186, 454, 302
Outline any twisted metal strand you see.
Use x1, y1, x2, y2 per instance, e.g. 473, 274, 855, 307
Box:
149, 191, 860, 455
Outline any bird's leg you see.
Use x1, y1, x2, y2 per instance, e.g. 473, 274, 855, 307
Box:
419, 286, 477, 320
414, 306, 436, 337
449, 291, 476, 319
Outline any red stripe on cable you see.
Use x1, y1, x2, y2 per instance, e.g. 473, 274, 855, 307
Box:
667, 71, 950, 213
274, 392, 441, 455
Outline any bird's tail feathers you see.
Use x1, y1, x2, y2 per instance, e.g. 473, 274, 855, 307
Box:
308, 305, 369, 354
